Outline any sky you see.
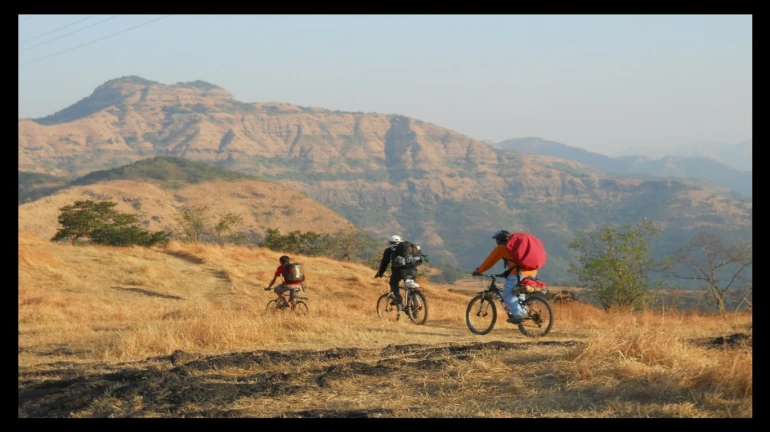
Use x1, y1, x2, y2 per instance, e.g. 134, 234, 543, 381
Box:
18, 14, 752, 157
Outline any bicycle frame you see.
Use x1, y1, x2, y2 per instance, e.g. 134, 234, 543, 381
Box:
466, 272, 554, 337
377, 276, 428, 325
270, 285, 308, 313
276, 294, 307, 308
481, 275, 513, 314
481, 273, 547, 312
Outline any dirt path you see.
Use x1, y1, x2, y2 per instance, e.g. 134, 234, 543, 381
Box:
18, 333, 748, 418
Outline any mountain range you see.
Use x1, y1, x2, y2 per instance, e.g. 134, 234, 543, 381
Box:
609, 139, 752, 172
496, 138, 752, 198
18, 76, 753, 284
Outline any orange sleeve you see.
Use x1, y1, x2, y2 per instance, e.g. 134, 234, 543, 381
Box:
476, 245, 505, 274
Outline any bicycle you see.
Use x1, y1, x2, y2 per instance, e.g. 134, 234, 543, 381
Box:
376, 275, 428, 325
265, 286, 309, 316
465, 273, 553, 337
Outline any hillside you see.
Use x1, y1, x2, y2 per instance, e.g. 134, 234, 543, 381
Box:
18, 235, 752, 417
18, 76, 753, 283
497, 137, 752, 198
18, 157, 355, 241
19, 172, 70, 204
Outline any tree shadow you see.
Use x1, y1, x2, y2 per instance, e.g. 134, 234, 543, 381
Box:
111, 286, 185, 300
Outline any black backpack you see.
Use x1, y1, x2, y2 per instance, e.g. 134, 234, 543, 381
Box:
391, 241, 422, 269
283, 263, 305, 283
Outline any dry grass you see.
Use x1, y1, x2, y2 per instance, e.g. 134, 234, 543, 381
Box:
18, 179, 354, 241
18, 232, 752, 417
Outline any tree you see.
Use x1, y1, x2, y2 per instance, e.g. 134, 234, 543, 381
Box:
568, 219, 667, 312
259, 228, 332, 256
326, 229, 379, 262
666, 232, 752, 317
172, 205, 212, 243
51, 199, 170, 247
214, 212, 245, 243
51, 200, 122, 244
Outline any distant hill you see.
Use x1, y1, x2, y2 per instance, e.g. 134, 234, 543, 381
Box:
19, 172, 70, 204
612, 139, 752, 172
18, 76, 752, 284
497, 137, 751, 198
19, 157, 355, 241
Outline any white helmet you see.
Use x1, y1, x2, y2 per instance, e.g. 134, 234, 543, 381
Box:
389, 235, 402, 244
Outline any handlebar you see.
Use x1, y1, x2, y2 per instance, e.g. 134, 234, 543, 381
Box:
473, 273, 506, 279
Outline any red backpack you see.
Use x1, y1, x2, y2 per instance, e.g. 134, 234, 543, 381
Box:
505, 232, 547, 271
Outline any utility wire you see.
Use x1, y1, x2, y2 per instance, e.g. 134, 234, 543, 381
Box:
19, 15, 35, 23
19, 15, 171, 67
20, 15, 96, 45
20, 15, 120, 53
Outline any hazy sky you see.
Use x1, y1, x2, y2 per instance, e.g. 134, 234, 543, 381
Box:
18, 14, 752, 156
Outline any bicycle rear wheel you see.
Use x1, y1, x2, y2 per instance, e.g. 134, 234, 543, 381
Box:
517, 296, 554, 338
466, 295, 497, 335
406, 290, 428, 325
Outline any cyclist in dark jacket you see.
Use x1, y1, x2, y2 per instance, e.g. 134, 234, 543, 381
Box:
374, 235, 420, 314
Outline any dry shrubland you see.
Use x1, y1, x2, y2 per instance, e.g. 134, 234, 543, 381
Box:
18, 232, 752, 417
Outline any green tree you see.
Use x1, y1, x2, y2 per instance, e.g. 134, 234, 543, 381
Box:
568, 219, 667, 312
51, 199, 170, 247
259, 228, 333, 256
51, 200, 122, 244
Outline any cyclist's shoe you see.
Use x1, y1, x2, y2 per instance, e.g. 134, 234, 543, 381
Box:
506, 315, 526, 324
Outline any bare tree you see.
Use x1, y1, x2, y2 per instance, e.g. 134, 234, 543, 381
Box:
172, 205, 212, 243
214, 212, 244, 243
329, 229, 369, 261
667, 233, 752, 317
734, 283, 753, 312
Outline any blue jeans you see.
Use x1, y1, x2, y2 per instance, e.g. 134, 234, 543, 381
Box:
503, 274, 526, 318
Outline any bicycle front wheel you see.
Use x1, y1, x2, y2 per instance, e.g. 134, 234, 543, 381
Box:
265, 299, 283, 316
517, 296, 554, 338
406, 290, 428, 325
466, 295, 497, 335
376, 293, 398, 320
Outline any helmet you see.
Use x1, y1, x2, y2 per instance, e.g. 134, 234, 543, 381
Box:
389, 235, 402, 244
279, 255, 290, 265
492, 230, 511, 245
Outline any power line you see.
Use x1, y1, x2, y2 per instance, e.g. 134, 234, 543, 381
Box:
20, 15, 96, 45
19, 15, 172, 67
19, 15, 35, 23
20, 15, 121, 53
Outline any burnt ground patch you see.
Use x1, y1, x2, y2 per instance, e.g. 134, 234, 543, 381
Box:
18, 341, 577, 418
687, 332, 752, 349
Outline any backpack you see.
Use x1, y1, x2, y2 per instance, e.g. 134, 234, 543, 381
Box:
391, 241, 422, 269
283, 263, 305, 283
505, 232, 547, 271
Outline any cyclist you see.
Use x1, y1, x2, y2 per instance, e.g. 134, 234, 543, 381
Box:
264, 255, 303, 302
471, 230, 537, 324
374, 235, 424, 316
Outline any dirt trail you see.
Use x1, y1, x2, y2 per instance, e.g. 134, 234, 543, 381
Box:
18, 332, 749, 418
18, 340, 576, 418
